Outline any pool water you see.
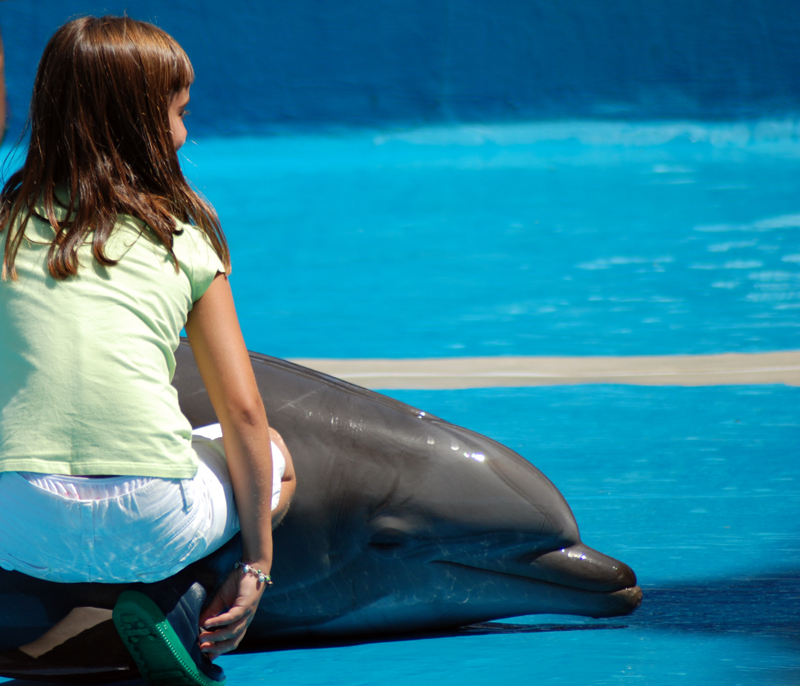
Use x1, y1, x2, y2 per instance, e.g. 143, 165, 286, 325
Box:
1, 121, 799, 685
178, 121, 800, 359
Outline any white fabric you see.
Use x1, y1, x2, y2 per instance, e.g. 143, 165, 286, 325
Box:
0, 430, 284, 583
191, 424, 284, 510
19, 425, 285, 511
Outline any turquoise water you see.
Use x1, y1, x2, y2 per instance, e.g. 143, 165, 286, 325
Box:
176, 121, 800, 359
1, 122, 799, 685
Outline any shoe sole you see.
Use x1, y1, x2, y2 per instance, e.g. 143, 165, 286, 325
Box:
112, 590, 224, 686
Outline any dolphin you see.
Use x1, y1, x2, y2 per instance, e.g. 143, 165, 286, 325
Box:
0, 341, 641, 680
177, 342, 642, 639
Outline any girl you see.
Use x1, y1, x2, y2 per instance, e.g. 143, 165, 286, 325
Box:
0, 15, 294, 686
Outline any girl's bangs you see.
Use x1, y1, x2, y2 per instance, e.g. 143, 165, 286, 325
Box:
134, 20, 194, 93
170, 42, 195, 92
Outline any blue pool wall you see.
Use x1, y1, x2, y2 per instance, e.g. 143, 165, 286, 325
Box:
4, 0, 800, 139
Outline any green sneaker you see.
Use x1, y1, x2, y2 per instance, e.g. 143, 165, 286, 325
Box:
112, 590, 225, 686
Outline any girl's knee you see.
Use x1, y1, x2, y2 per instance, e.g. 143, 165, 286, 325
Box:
268, 427, 292, 466
268, 427, 296, 527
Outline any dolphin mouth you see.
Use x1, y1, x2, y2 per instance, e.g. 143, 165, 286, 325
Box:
519, 543, 638, 592
433, 542, 643, 616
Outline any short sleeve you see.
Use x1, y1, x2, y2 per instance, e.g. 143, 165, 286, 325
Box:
173, 222, 226, 303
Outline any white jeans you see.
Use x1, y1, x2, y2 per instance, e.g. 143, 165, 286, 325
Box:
0, 425, 284, 583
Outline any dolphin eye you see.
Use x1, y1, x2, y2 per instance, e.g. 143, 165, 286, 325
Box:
369, 529, 407, 551
368, 516, 422, 558
368, 525, 416, 559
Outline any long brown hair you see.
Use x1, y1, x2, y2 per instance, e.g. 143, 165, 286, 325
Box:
0, 16, 229, 280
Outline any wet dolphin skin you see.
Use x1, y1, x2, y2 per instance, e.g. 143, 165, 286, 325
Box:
175, 343, 643, 640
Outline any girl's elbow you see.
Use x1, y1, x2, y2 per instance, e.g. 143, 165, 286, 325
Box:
224, 394, 268, 431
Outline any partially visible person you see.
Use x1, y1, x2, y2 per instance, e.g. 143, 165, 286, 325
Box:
0, 15, 295, 686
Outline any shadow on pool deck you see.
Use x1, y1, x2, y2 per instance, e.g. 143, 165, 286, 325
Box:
2, 570, 798, 686
631, 570, 800, 646
225, 569, 800, 654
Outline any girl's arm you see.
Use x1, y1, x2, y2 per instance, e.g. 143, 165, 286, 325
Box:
184, 273, 273, 658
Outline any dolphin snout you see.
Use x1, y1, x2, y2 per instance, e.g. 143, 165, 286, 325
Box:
523, 543, 637, 593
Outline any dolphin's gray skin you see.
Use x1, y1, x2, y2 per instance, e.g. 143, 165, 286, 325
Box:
0, 342, 641, 680
172, 342, 642, 640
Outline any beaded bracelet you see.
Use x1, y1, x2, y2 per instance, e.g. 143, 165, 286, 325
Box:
234, 560, 273, 586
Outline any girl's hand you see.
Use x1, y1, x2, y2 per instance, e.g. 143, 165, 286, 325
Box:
197, 566, 268, 659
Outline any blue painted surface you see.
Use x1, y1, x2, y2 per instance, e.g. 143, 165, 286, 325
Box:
199, 385, 800, 685
2, 385, 797, 685
4, 1, 800, 139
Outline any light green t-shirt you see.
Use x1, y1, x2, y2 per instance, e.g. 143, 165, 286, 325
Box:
0, 204, 225, 478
